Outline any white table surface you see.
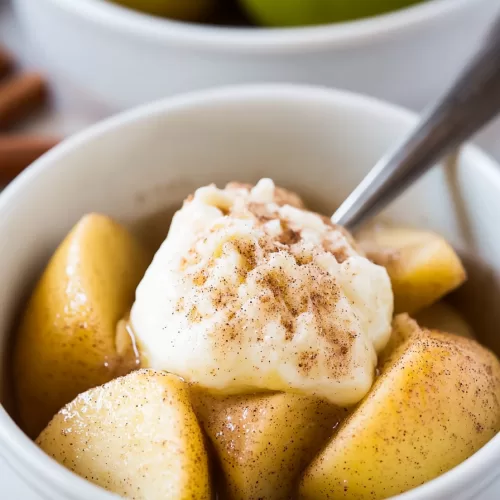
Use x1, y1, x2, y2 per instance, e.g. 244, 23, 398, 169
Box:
1, 1, 500, 498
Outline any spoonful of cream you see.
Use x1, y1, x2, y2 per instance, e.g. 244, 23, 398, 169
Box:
332, 14, 500, 230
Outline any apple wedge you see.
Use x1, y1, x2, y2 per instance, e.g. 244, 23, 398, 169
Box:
192, 390, 346, 500
37, 370, 211, 500
357, 225, 466, 314
14, 214, 150, 438
299, 315, 500, 499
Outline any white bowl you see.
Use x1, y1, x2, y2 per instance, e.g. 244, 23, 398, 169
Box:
12, 0, 500, 112
0, 85, 500, 499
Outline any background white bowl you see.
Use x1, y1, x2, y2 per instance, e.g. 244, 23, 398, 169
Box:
1, 85, 500, 499
12, 0, 500, 112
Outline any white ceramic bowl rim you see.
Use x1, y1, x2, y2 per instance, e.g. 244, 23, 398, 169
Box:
1, 84, 500, 500
45, 0, 482, 52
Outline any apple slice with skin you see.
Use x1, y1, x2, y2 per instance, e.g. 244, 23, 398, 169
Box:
110, 0, 214, 20
14, 213, 151, 438
299, 315, 500, 500
192, 390, 346, 500
356, 225, 466, 315
239, 0, 424, 27
37, 370, 211, 500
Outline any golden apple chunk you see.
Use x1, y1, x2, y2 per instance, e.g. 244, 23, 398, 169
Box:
299, 315, 500, 500
357, 225, 466, 314
37, 370, 211, 500
14, 214, 150, 438
192, 390, 346, 500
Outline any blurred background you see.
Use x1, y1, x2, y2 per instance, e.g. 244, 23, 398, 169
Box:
1, 0, 500, 162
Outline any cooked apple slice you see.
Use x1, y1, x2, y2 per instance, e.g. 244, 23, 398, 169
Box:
415, 301, 474, 339
299, 315, 500, 500
192, 390, 345, 500
37, 370, 211, 499
14, 214, 150, 438
357, 225, 466, 314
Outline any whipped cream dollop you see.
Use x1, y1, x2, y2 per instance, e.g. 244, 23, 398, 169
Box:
131, 179, 393, 405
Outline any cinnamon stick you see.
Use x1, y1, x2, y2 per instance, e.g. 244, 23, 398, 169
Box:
0, 73, 48, 130
0, 47, 13, 79
0, 135, 59, 184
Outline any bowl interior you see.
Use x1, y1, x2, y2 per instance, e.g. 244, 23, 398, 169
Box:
0, 85, 500, 498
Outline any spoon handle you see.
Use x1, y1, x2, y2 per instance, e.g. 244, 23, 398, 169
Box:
332, 16, 500, 230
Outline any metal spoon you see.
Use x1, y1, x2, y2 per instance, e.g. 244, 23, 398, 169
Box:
332, 15, 500, 231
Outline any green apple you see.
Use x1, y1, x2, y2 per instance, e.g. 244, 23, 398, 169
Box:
239, 0, 424, 27
110, 0, 214, 21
